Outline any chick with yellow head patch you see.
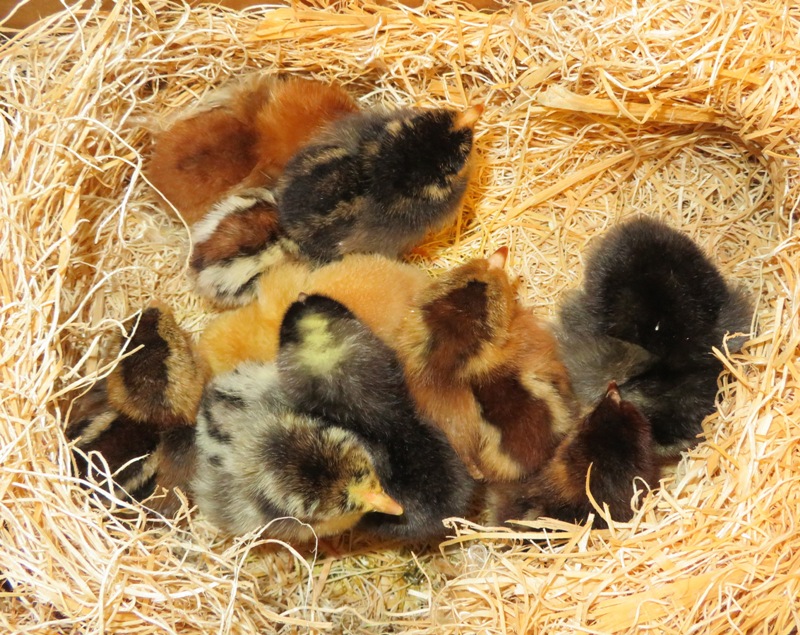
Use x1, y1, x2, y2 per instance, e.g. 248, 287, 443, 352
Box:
277, 294, 475, 541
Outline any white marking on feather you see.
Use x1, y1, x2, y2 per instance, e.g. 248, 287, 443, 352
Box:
191, 187, 276, 245
74, 410, 119, 445
194, 244, 287, 305
117, 451, 160, 495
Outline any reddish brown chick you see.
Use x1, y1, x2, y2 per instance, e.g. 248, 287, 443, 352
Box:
147, 74, 359, 225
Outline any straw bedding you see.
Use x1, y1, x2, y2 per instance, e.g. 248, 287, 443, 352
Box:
1, 0, 798, 632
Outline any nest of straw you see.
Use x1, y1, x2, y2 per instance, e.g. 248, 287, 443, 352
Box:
1, 0, 798, 632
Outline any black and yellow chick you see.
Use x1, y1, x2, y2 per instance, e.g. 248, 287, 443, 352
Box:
276, 105, 482, 263
556, 216, 753, 457
189, 187, 291, 307
489, 382, 659, 528
277, 294, 475, 541
397, 248, 578, 482
148, 73, 359, 226
66, 304, 204, 516
193, 361, 403, 541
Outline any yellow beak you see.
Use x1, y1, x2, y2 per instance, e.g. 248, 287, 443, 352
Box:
362, 490, 404, 516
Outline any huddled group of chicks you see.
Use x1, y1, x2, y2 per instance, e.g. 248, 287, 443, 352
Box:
67, 72, 753, 546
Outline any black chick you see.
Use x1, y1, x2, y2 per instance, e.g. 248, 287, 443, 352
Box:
276, 105, 481, 263
277, 294, 475, 541
490, 383, 658, 528
193, 361, 403, 541
556, 216, 753, 457
67, 304, 204, 515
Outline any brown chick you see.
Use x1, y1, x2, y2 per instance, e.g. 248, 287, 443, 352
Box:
66, 381, 197, 517
147, 73, 359, 225
489, 383, 659, 528
198, 253, 428, 375
189, 187, 290, 307
193, 361, 403, 541
107, 303, 207, 428
396, 248, 578, 482
67, 304, 205, 516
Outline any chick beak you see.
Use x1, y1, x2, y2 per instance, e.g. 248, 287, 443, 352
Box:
605, 381, 621, 404
362, 490, 404, 516
455, 104, 484, 130
487, 246, 508, 270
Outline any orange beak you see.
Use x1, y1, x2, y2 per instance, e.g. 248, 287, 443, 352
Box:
362, 490, 404, 516
455, 104, 484, 130
605, 382, 621, 404
487, 246, 508, 270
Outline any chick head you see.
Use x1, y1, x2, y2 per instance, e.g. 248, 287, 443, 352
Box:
106, 304, 203, 427
263, 416, 403, 530
368, 105, 481, 208
278, 293, 356, 376
586, 217, 728, 359
564, 382, 652, 472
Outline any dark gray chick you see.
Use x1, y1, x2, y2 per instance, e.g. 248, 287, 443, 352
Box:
276, 105, 481, 263
556, 215, 753, 457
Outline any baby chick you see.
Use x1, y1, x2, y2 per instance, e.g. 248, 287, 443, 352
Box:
107, 303, 206, 428
67, 382, 161, 503
276, 105, 482, 263
148, 73, 359, 225
397, 248, 578, 482
197, 253, 429, 376
66, 381, 197, 517
277, 294, 475, 541
193, 361, 403, 541
489, 382, 659, 528
189, 187, 290, 307
556, 216, 753, 457
67, 304, 205, 515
